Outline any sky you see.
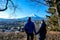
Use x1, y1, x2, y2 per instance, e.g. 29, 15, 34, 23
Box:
0, 0, 50, 19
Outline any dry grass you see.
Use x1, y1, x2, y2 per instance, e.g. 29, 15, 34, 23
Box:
46, 31, 60, 40
0, 31, 60, 40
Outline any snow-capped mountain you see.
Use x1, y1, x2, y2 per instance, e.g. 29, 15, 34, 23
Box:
19, 14, 45, 21
0, 14, 46, 22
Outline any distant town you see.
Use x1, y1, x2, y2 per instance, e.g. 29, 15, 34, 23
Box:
0, 14, 44, 32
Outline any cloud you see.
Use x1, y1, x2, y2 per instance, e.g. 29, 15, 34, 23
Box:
0, 12, 9, 19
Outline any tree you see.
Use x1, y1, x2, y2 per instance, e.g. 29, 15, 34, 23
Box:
45, 0, 60, 28
0, 0, 19, 19
29, 0, 60, 28
0, 0, 15, 11
46, 13, 59, 31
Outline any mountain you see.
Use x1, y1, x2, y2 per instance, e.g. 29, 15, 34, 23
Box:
0, 18, 16, 22
18, 14, 46, 21
0, 14, 46, 23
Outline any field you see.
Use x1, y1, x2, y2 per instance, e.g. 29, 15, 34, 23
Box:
46, 31, 60, 40
0, 31, 60, 40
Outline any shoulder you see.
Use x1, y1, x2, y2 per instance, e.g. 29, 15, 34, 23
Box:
25, 22, 28, 26
31, 21, 34, 24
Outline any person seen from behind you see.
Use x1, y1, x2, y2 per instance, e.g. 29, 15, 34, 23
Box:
24, 17, 36, 40
36, 20, 47, 40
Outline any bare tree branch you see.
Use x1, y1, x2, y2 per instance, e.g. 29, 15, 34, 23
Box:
0, 0, 8, 11
31, 0, 49, 7
0, 0, 15, 11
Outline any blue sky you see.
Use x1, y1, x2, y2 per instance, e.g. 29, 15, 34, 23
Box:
0, 0, 50, 19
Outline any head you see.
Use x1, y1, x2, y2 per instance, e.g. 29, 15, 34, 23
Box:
28, 17, 31, 21
41, 20, 45, 23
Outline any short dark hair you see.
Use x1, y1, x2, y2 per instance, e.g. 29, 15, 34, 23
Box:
42, 20, 45, 23
28, 17, 31, 21
42, 20, 44, 22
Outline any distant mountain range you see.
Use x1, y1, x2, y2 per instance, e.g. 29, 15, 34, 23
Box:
0, 14, 46, 23
17, 14, 45, 21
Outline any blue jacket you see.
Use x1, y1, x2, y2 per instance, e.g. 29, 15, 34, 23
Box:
24, 21, 36, 33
